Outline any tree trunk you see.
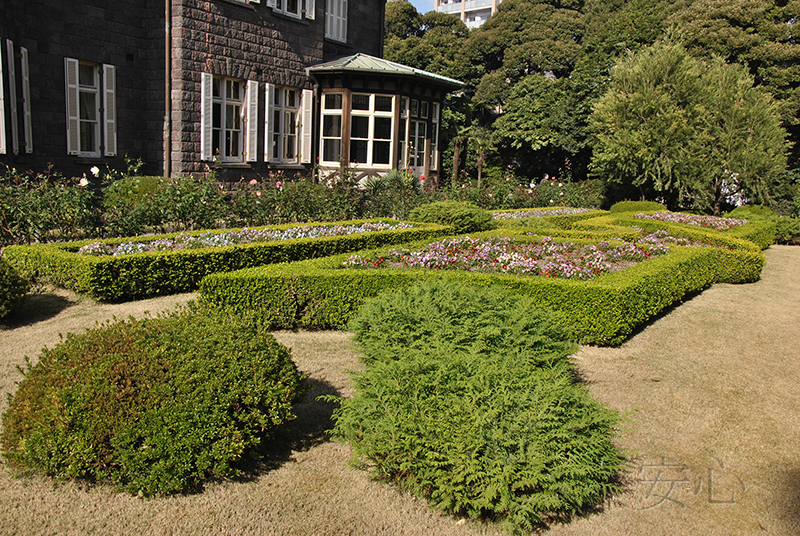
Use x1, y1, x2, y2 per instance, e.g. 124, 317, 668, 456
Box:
477, 150, 484, 191
452, 138, 461, 183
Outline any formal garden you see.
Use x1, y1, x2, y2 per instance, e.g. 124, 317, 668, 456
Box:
1, 159, 795, 534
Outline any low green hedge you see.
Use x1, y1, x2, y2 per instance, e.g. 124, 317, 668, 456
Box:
2, 220, 451, 302
199, 231, 765, 346
1, 304, 306, 496
0, 256, 29, 320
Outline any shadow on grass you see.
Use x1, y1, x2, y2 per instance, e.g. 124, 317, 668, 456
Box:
777, 468, 800, 534
237, 375, 343, 479
2, 292, 76, 328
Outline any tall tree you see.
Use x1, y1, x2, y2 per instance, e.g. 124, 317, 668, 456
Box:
590, 41, 788, 213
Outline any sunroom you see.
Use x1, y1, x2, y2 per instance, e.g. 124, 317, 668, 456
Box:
307, 54, 464, 184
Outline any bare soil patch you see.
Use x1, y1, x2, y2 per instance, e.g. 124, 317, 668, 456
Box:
1, 246, 799, 535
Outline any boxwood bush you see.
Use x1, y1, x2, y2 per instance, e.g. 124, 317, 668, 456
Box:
408, 201, 496, 234
0, 304, 306, 496
608, 200, 667, 213
331, 281, 624, 533
3, 220, 451, 301
199, 229, 765, 345
0, 256, 28, 320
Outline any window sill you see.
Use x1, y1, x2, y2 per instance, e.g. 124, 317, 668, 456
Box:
212, 162, 253, 169
215, 0, 257, 11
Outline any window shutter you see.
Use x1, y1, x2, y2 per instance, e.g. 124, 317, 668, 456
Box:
305, 0, 315, 20
200, 72, 213, 161
6, 40, 18, 155
64, 57, 80, 156
103, 64, 117, 157
338, 0, 348, 42
249, 0, 261, 3
20, 48, 32, 154
266, 0, 276, 8
264, 83, 275, 162
0, 41, 6, 155
300, 89, 313, 164
245, 80, 258, 162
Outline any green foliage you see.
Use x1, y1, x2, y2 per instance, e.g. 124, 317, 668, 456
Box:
1, 304, 306, 496
332, 281, 624, 532
609, 200, 667, 213
0, 256, 28, 320
590, 40, 789, 214
0, 165, 100, 246
408, 201, 497, 234
2, 221, 452, 302
775, 217, 800, 245
726, 204, 779, 221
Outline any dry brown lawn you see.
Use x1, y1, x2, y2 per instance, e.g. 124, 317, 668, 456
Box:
1, 245, 799, 536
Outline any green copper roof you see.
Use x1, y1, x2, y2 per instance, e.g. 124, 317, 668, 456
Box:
308, 53, 464, 90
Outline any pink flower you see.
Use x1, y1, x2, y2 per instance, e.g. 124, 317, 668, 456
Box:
256, 191, 262, 197
249, 178, 258, 186
276, 181, 282, 188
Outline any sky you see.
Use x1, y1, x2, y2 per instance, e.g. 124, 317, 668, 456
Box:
408, 0, 435, 14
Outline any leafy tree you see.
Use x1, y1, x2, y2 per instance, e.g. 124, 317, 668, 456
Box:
384, 0, 422, 39
590, 41, 789, 214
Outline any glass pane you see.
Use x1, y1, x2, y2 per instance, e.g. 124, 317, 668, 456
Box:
373, 141, 390, 164
226, 104, 235, 129
228, 131, 239, 157
287, 0, 298, 14
273, 134, 280, 159
286, 89, 296, 108
274, 110, 280, 132
351, 116, 369, 139
286, 112, 296, 134
285, 135, 295, 159
274, 87, 281, 106
78, 64, 96, 87
420, 102, 429, 119
323, 139, 341, 162
374, 117, 392, 140
350, 140, 368, 163
352, 94, 370, 111
324, 93, 343, 110
400, 97, 408, 117
213, 78, 221, 98
79, 122, 95, 152
227, 80, 240, 101
212, 130, 221, 155
213, 102, 221, 128
323, 115, 341, 137
79, 91, 97, 120
375, 95, 393, 112
410, 99, 418, 118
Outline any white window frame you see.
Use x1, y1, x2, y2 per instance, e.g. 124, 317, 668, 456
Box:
325, 0, 347, 42
266, 0, 315, 19
431, 102, 440, 171
65, 58, 116, 157
21, 47, 32, 154
319, 91, 343, 164
264, 84, 312, 165
200, 74, 255, 163
349, 93, 394, 168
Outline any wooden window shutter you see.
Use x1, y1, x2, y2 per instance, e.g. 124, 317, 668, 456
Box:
305, 0, 315, 20
300, 89, 313, 164
103, 64, 117, 157
245, 80, 258, 162
7, 40, 18, 155
200, 72, 213, 161
266, 0, 276, 8
0, 40, 6, 155
64, 57, 80, 156
264, 83, 275, 162
21, 48, 32, 154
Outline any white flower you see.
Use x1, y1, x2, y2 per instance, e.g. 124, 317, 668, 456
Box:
79, 177, 89, 187
90, 166, 100, 177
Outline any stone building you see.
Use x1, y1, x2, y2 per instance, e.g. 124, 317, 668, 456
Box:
0, 0, 461, 182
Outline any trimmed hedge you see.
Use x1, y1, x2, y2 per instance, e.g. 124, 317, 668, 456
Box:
2, 220, 451, 302
199, 230, 766, 345
609, 200, 667, 213
0, 256, 29, 320
408, 201, 497, 234
331, 281, 624, 532
1, 304, 306, 496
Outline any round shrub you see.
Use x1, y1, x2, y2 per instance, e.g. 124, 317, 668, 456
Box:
725, 204, 778, 221
408, 201, 497, 234
1, 304, 306, 496
336, 281, 624, 533
0, 256, 28, 320
609, 200, 667, 213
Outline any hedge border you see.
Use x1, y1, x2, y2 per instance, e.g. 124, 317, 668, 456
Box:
3, 220, 452, 302
198, 228, 765, 346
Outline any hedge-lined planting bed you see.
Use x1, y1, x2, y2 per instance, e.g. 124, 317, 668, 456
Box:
199, 229, 766, 345
3, 220, 451, 302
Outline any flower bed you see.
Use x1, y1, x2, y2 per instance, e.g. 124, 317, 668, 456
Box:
492, 208, 591, 219
77, 222, 412, 256
633, 211, 748, 231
